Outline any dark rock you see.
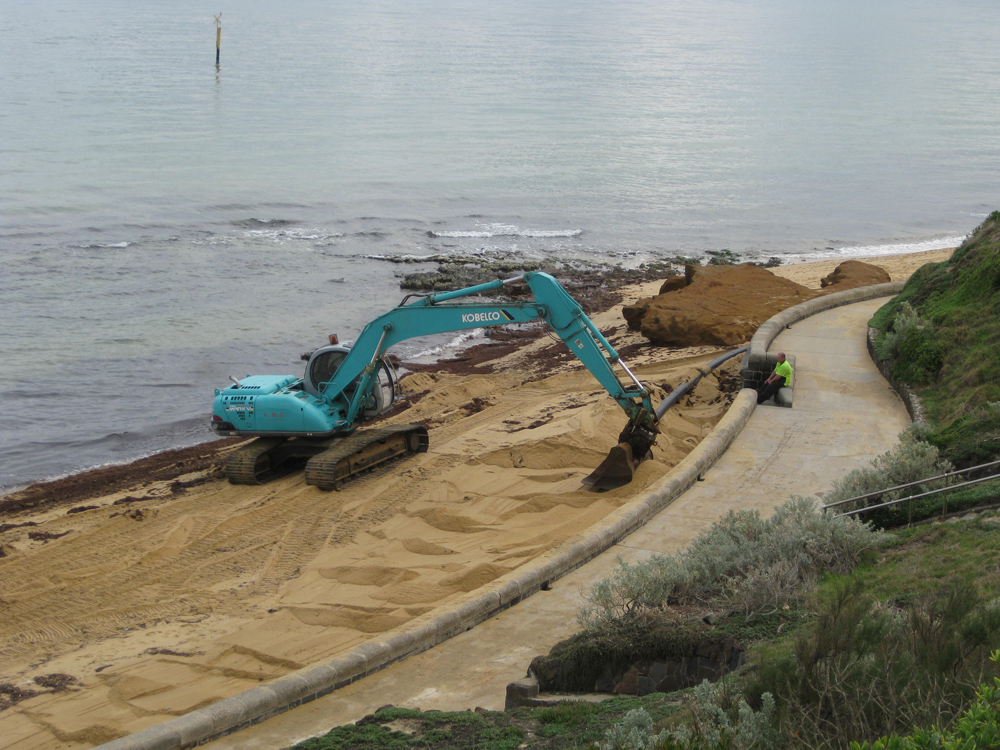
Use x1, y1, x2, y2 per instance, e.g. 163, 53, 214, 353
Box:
649, 661, 669, 685
505, 676, 540, 710
690, 656, 723, 681
655, 662, 689, 694
595, 666, 617, 693
614, 667, 639, 695
658, 276, 687, 295
622, 299, 653, 331
637, 675, 658, 696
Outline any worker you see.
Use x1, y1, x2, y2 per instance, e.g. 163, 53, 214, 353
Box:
757, 352, 792, 404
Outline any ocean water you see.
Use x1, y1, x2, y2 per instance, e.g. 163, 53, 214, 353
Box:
2, 0, 998, 491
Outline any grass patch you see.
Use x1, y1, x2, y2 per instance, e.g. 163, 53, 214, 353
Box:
852, 517, 1000, 601
291, 696, 682, 750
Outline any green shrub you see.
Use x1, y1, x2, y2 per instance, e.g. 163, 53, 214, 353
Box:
743, 578, 1000, 749
868, 213, 1000, 467
599, 708, 667, 750
892, 326, 945, 385
927, 408, 1000, 469
581, 498, 885, 628
661, 680, 778, 750
821, 427, 954, 527
878, 302, 924, 361
850, 650, 1000, 750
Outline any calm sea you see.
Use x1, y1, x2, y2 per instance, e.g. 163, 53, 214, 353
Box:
2, 0, 998, 490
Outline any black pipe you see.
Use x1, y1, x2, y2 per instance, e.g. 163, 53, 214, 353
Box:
654, 345, 749, 420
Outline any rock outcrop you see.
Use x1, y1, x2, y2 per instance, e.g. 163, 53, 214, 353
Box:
820, 259, 892, 290
624, 264, 820, 347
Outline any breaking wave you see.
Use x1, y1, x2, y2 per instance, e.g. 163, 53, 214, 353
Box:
428, 223, 583, 239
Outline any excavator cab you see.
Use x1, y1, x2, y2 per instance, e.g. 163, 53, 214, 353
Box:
303, 345, 400, 421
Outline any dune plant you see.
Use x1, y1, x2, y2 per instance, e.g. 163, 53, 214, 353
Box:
581, 498, 884, 628
661, 680, 778, 750
821, 426, 954, 526
849, 651, 1000, 749
599, 708, 668, 750
744, 578, 1000, 749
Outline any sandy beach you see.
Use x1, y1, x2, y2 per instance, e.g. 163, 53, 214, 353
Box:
0, 247, 952, 748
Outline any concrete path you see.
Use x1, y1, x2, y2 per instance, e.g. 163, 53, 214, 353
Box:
207, 296, 909, 750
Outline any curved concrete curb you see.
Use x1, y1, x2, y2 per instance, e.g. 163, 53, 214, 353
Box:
97, 282, 904, 750
96, 395, 759, 750
742, 281, 905, 373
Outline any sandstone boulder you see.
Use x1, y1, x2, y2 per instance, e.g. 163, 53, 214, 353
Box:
630, 264, 820, 347
820, 259, 892, 290
658, 276, 687, 295
622, 297, 654, 331
623, 267, 712, 331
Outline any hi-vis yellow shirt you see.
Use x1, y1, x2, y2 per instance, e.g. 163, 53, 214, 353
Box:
775, 359, 793, 386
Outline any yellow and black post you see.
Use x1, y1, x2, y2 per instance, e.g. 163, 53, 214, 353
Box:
214, 13, 222, 64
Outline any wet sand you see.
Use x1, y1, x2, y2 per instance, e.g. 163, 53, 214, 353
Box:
0, 247, 951, 748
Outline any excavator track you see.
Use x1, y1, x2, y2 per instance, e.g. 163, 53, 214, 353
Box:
304, 424, 429, 491
225, 437, 290, 485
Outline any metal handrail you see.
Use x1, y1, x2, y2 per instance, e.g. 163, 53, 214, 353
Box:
823, 457, 1000, 510
833, 474, 1000, 518
824, 457, 1000, 519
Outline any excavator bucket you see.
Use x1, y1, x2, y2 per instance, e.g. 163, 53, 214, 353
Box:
583, 441, 638, 490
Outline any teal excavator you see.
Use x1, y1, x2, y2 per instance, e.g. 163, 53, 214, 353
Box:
211, 272, 661, 490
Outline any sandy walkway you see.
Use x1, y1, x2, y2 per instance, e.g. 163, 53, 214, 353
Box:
0, 247, 951, 749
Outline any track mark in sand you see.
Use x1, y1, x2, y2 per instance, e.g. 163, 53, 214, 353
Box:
326, 454, 465, 548
258, 495, 346, 587
0, 448, 457, 672
420, 388, 553, 445
0, 489, 351, 671
17, 710, 122, 746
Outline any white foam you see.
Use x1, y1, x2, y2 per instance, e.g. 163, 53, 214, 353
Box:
73, 241, 131, 249
785, 236, 963, 264
243, 228, 344, 244
430, 222, 582, 239
364, 253, 440, 262
410, 328, 485, 359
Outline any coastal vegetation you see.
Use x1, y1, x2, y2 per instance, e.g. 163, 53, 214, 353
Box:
831, 212, 1000, 525
870, 211, 1000, 468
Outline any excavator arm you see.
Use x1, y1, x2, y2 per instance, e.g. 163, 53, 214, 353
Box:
325, 272, 656, 434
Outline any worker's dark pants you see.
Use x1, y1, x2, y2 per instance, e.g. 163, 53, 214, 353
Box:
757, 379, 784, 404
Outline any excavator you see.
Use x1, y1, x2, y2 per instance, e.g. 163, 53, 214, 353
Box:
211, 271, 661, 491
